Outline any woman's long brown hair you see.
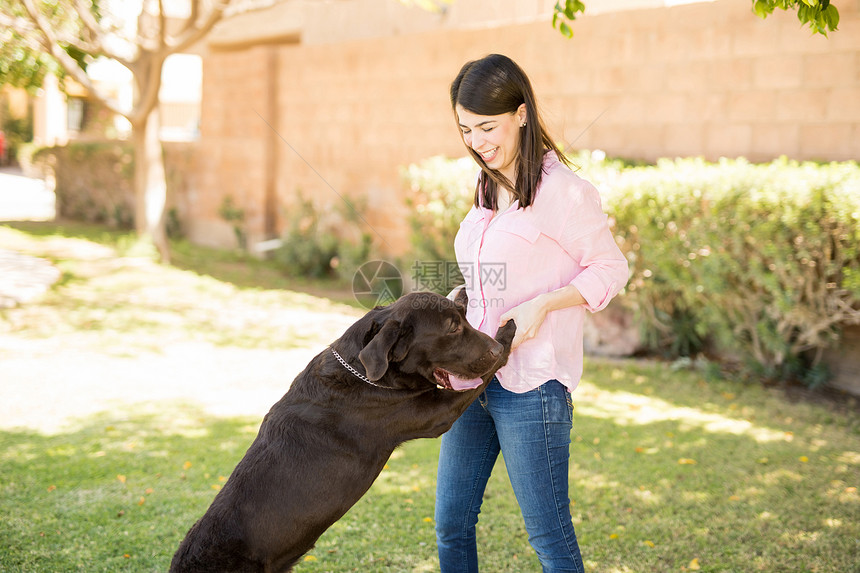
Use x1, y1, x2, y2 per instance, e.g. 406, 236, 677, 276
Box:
450, 54, 572, 210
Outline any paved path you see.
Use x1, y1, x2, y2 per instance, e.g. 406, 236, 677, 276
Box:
0, 167, 61, 307
0, 166, 55, 222
0, 249, 61, 308
0, 170, 361, 435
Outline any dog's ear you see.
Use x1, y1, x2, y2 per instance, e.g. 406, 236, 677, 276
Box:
358, 319, 403, 381
453, 287, 468, 311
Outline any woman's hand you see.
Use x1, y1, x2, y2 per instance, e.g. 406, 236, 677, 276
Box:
499, 296, 549, 350
499, 285, 587, 349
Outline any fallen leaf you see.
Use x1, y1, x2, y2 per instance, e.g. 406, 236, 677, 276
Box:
609, 533, 618, 539
304, 555, 317, 562
643, 540, 655, 547
145, 488, 154, 495
117, 475, 127, 484
211, 484, 222, 491
423, 517, 433, 523
678, 458, 697, 465
728, 495, 740, 501
137, 497, 145, 506
689, 557, 701, 570
123, 554, 131, 559
47, 485, 56, 492
183, 461, 192, 470
799, 456, 809, 463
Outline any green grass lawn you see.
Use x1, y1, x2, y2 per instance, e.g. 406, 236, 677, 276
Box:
1, 222, 858, 572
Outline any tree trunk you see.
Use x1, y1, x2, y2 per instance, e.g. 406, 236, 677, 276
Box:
131, 105, 170, 263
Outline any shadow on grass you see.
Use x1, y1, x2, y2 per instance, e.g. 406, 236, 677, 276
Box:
2, 221, 361, 309
2, 362, 858, 573
0, 404, 260, 572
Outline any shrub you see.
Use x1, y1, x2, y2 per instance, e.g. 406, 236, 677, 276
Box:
273, 193, 372, 283
604, 157, 860, 382
33, 141, 135, 228
31, 141, 194, 237
400, 155, 479, 293
402, 152, 860, 385
1, 113, 33, 166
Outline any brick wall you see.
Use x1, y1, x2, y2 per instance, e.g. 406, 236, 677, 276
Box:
190, 0, 860, 251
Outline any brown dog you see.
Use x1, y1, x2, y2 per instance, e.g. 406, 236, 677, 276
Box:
170, 291, 515, 572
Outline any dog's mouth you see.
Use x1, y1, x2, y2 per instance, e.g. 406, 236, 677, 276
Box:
433, 368, 483, 391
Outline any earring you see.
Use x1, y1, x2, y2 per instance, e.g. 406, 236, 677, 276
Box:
520, 121, 527, 127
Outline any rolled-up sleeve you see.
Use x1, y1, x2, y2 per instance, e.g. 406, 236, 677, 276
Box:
558, 183, 629, 312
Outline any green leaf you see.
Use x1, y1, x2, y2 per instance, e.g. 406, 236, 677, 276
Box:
752, 0, 772, 18
824, 4, 839, 30
559, 20, 573, 38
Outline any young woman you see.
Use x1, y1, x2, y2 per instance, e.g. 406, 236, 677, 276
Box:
434, 54, 629, 573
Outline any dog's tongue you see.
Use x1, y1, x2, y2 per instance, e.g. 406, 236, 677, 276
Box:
448, 373, 483, 391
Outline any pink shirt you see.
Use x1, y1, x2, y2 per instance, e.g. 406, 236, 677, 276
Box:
454, 152, 629, 393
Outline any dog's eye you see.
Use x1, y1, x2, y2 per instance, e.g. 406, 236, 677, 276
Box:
448, 321, 462, 334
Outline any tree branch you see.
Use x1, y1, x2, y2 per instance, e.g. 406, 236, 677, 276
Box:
74, 0, 104, 44
158, 0, 167, 48
18, 0, 129, 119
128, 54, 164, 126
167, 0, 232, 55
179, 0, 201, 35
0, 11, 36, 34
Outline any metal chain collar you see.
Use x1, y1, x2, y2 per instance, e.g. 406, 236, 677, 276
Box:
329, 347, 390, 389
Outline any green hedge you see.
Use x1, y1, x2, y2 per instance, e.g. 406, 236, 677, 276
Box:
402, 152, 860, 384
33, 141, 135, 228
31, 140, 194, 237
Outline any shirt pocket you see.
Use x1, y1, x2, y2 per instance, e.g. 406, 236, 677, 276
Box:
459, 209, 485, 227
493, 216, 541, 244
455, 210, 486, 260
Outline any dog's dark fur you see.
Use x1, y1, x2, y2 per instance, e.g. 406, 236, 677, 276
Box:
170, 291, 515, 573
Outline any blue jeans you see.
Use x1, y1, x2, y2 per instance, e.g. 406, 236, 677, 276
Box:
435, 378, 584, 573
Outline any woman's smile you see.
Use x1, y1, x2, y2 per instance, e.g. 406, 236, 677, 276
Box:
455, 104, 524, 184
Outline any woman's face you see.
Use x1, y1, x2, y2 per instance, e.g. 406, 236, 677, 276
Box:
456, 103, 526, 185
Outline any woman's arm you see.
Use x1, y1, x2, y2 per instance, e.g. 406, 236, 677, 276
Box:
499, 178, 628, 349
499, 284, 586, 349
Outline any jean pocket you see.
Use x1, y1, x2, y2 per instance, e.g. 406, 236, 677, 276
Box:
542, 380, 573, 424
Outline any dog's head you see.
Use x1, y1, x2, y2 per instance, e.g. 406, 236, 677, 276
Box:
352, 292, 514, 391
